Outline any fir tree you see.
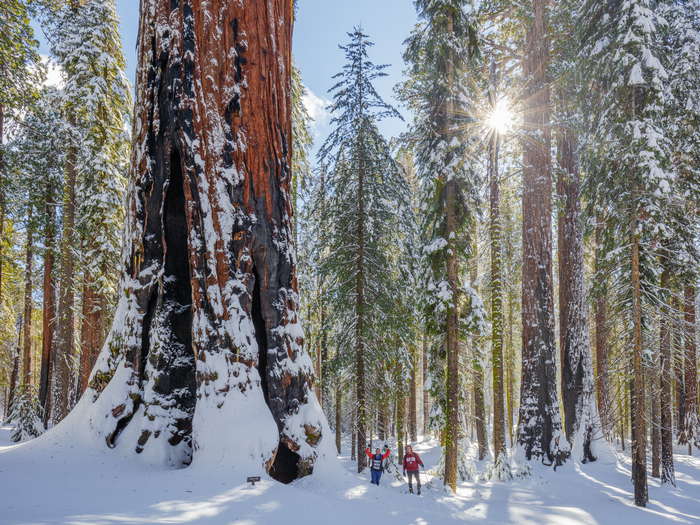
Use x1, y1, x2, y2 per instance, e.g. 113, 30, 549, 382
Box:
402, 0, 482, 491
48, 0, 131, 420
318, 27, 407, 473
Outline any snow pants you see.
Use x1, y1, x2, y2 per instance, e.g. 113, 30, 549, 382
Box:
407, 470, 421, 493
370, 468, 382, 485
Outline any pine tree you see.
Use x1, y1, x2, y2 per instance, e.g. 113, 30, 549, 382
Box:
579, 0, 684, 506
8, 384, 43, 442
0, 0, 42, 307
49, 0, 131, 407
402, 0, 481, 491
318, 27, 406, 473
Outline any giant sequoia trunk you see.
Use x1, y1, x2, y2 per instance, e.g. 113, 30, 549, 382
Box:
557, 126, 598, 463
76, 0, 326, 481
517, 0, 566, 464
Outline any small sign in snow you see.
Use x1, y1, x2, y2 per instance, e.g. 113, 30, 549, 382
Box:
246, 476, 261, 486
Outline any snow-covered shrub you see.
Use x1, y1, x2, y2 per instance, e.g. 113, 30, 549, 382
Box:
8, 385, 44, 442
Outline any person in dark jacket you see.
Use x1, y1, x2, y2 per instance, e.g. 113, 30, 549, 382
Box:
402, 445, 424, 494
365, 445, 391, 485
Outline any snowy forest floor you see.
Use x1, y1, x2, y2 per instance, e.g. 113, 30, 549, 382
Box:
1, 425, 699, 524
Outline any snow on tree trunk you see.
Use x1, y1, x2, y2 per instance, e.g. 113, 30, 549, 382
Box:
52, 139, 78, 424
556, 126, 599, 463
594, 220, 610, 436
22, 215, 33, 386
79, 285, 104, 395
673, 295, 685, 437
659, 269, 675, 485
517, 0, 567, 465
489, 131, 506, 464
631, 223, 648, 506
681, 285, 698, 451
39, 191, 56, 422
470, 234, 487, 462
74, 0, 327, 481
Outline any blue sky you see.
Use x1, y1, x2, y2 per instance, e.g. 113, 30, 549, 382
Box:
37, 0, 418, 157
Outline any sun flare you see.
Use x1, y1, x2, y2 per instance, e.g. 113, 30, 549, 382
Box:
486, 99, 515, 134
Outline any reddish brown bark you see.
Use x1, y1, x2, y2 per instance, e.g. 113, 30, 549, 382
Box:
39, 194, 56, 418
52, 137, 77, 424
518, 0, 564, 463
79, 283, 103, 395
22, 217, 34, 386
83, 0, 322, 481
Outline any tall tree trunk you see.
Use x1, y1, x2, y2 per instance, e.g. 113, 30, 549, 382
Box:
22, 215, 34, 386
517, 0, 565, 464
75, 0, 325, 481
471, 232, 487, 461
422, 327, 430, 434
489, 130, 506, 462
79, 282, 103, 395
355, 162, 367, 473
659, 269, 675, 485
442, 11, 461, 492
7, 317, 22, 413
651, 361, 660, 478
673, 294, 685, 437
39, 188, 57, 420
409, 347, 418, 442
682, 285, 697, 452
51, 134, 77, 424
631, 222, 648, 506
335, 383, 342, 454
594, 220, 609, 435
396, 389, 405, 461
557, 123, 598, 462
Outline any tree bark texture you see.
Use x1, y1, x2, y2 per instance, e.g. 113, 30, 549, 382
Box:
594, 221, 610, 435
489, 132, 506, 461
631, 226, 648, 506
40, 190, 57, 418
517, 0, 565, 464
409, 347, 418, 442
470, 231, 487, 461
79, 283, 104, 395
22, 216, 34, 386
78, 0, 326, 482
557, 125, 598, 462
51, 135, 77, 424
681, 285, 697, 450
659, 269, 675, 485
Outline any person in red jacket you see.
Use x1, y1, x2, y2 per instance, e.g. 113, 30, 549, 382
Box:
402, 445, 424, 494
365, 445, 391, 485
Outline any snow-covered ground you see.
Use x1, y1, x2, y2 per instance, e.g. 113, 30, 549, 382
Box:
1, 425, 699, 524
